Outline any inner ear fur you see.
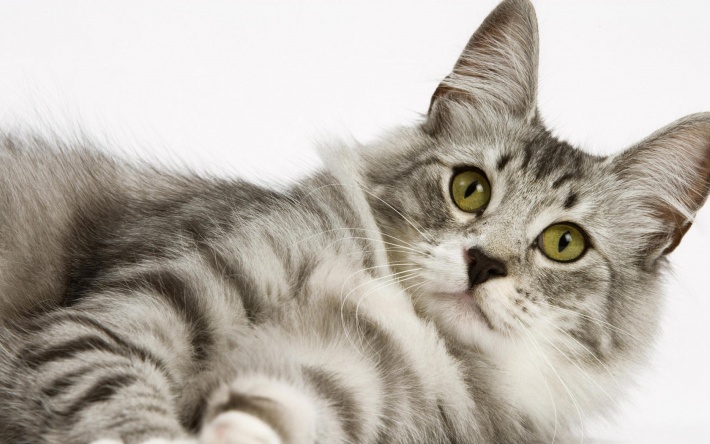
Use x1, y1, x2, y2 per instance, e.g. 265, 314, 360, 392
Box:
424, 0, 539, 135
614, 112, 710, 256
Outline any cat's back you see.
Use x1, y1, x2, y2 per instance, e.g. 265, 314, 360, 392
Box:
0, 135, 374, 326
0, 135, 124, 319
0, 135, 261, 320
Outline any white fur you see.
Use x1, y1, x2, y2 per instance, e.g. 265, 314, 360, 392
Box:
200, 412, 281, 444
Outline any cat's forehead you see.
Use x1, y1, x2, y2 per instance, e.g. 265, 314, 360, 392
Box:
435, 122, 607, 187
432, 123, 616, 238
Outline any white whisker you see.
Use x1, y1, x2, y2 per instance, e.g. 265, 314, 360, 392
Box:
517, 319, 585, 444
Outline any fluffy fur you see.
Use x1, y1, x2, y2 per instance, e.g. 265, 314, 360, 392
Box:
1, 1, 709, 443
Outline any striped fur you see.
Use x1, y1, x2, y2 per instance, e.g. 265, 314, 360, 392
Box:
1, 1, 709, 443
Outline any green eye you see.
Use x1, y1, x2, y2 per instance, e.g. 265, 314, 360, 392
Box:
451, 169, 491, 213
538, 223, 587, 262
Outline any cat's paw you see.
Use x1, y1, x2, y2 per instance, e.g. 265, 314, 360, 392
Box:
92, 438, 197, 444
200, 411, 282, 444
142, 439, 199, 444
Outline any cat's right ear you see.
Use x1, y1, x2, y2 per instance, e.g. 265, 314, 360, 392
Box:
424, 0, 539, 135
613, 113, 710, 264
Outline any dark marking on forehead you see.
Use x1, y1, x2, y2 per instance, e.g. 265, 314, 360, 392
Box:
533, 140, 583, 180
520, 139, 535, 169
564, 193, 578, 209
496, 153, 512, 171
552, 173, 575, 189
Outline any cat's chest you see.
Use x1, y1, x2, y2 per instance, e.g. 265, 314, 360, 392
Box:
493, 346, 622, 437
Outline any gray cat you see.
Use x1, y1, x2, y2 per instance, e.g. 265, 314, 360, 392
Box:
1, 0, 708, 443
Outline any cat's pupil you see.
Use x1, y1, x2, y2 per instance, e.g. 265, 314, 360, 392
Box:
464, 181, 481, 198
558, 232, 571, 252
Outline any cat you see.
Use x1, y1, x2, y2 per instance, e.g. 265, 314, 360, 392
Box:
1, 0, 709, 443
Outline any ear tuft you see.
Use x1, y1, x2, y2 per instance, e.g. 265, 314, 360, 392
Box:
614, 112, 710, 258
425, 0, 539, 134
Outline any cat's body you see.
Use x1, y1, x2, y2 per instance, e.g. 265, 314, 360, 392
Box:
1, 1, 709, 443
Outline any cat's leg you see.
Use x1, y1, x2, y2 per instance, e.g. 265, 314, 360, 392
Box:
197, 355, 357, 444
0, 290, 219, 444
193, 297, 477, 444
199, 377, 315, 444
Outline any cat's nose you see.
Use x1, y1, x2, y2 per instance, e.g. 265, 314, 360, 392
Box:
466, 247, 508, 287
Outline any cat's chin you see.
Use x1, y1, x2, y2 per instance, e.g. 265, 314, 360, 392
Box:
413, 288, 514, 354
454, 290, 496, 332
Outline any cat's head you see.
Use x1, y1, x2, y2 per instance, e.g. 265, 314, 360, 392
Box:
361, 0, 710, 385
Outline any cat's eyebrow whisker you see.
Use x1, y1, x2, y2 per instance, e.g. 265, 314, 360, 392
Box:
535, 300, 633, 338
516, 319, 586, 444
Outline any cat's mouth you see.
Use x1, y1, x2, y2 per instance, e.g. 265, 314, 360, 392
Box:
457, 291, 495, 331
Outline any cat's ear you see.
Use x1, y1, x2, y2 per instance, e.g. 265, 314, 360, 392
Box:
424, 0, 539, 134
614, 113, 710, 260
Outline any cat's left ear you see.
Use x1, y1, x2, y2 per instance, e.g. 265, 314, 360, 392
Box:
614, 113, 710, 259
424, 0, 539, 134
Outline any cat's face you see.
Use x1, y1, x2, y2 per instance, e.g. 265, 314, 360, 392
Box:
362, 0, 710, 370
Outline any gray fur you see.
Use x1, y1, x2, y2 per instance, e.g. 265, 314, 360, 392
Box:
1, 0, 709, 443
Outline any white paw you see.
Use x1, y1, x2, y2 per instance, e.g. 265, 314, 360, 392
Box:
92, 438, 197, 444
142, 439, 198, 444
200, 411, 282, 444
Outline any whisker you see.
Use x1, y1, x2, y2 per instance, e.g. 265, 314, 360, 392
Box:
536, 317, 625, 393
292, 231, 429, 258
339, 269, 421, 357
536, 330, 617, 407
289, 181, 435, 244
289, 227, 422, 251
354, 276, 426, 360
513, 325, 559, 443
351, 273, 422, 359
536, 300, 632, 338
516, 319, 586, 444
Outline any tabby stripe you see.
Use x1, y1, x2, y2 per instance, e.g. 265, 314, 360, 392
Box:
291, 258, 317, 301
564, 192, 578, 209
105, 270, 213, 363
195, 244, 265, 324
105, 403, 173, 431
59, 373, 136, 422
304, 366, 362, 442
25, 335, 122, 370
552, 173, 575, 189
214, 393, 289, 441
28, 311, 175, 386
322, 189, 377, 272
497, 154, 512, 171
331, 300, 429, 440
183, 394, 209, 432
520, 139, 535, 169
42, 367, 93, 398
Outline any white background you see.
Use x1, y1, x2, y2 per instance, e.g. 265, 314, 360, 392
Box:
1, 1, 708, 442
